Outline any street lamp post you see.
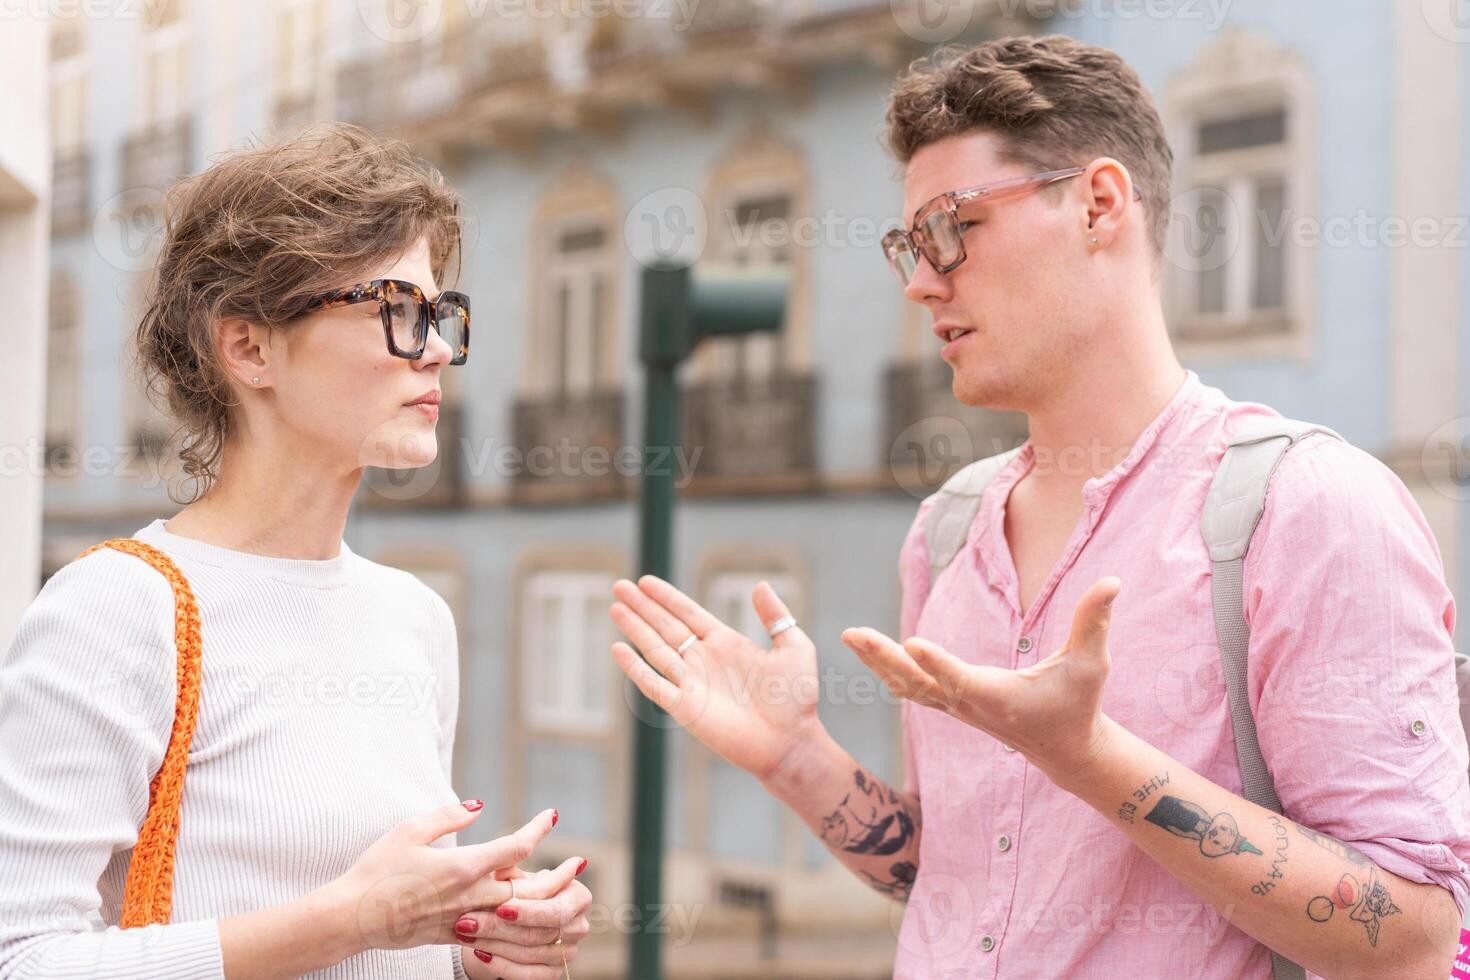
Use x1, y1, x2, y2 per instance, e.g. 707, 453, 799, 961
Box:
629, 262, 789, 979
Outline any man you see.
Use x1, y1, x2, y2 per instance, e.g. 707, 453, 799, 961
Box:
608, 35, 1470, 978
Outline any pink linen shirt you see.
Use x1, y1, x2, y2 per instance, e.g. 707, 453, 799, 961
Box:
894, 371, 1470, 979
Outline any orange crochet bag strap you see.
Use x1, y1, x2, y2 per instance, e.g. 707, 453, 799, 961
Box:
76, 537, 204, 928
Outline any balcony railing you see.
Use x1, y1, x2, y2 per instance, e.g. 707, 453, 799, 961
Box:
51, 149, 89, 236
884, 361, 1028, 495
511, 390, 627, 504
359, 401, 468, 509
120, 119, 192, 192
681, 372, 817, 493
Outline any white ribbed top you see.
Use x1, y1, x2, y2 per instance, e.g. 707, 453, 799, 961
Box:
0, 520, 470, 979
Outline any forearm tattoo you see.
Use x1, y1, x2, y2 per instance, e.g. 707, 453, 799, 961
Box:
1129, 786, 1403, 947
1297, 826, 1400, 947
821, 769, 921, 899
1143, 795, 1264, 857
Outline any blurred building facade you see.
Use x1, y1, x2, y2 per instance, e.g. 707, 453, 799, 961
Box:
32, 0, 1468, 975
0, 13, 51, 641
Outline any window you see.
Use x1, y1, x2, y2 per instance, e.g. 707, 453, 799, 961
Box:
698, 128, 811, 380
705, 190, 792, 380
45, 273, 80, 473
50, 21, 86, 155
271, 0, 322, 125
705, 570, 798, 643
544, 221, 613, 398
527, 171, 620, 401
1175, 108, 1289, 325
140, 0, 189, 128
1165, 32, 1314, 348
521, 571, 616, 733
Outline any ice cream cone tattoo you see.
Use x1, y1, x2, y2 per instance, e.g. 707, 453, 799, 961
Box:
1143, 795, 1264, 858
1306, 867, 1401, 947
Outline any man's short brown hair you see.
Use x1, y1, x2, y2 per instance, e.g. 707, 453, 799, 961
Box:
886, 34, 1173, 255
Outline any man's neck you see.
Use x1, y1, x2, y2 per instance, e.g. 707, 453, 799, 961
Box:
1022, 333, 1188, 492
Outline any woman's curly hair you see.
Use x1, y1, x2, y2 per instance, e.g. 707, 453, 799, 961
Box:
134, 122, 464, 503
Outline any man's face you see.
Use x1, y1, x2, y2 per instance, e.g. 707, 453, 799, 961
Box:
901, 132, 1097, 411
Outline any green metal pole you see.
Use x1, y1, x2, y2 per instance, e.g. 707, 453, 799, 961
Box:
630, 363, 676, 980
630, 266, 688, 980
627, 263, 787, 978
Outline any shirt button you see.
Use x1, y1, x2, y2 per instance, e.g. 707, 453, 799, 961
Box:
997, 835, 1011, 852
1017, 636, 1033, 653
1410, 719, 1427, 737
979, 935, 995, 952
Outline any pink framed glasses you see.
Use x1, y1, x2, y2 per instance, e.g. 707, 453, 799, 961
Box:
880, 166, 1141, 285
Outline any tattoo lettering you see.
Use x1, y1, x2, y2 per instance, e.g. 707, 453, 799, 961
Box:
1143, 795, 1263, 858
1120, 771, 1170, 825
1250, 816, 1290, 896
1294, 825, 1371, 866
1305, 866, 1401, 947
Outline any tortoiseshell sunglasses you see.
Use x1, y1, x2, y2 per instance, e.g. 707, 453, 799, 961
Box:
299, 278, 470, 365
881, 166, 1143, 285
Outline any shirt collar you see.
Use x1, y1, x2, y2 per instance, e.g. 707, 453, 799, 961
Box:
973, 369, 1204, 548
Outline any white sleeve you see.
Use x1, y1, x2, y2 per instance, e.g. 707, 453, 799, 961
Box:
0, 549, 225, 979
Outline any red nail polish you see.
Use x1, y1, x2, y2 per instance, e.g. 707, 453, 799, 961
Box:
462, 799, 483, 812
552, 809, 559, 827
455, 916, 477, 935
576, 858, 588, 876
473, 949, 492, 962
496, 906, 518, 921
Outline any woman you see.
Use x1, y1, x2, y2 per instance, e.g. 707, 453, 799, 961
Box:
0, 124, 591, 979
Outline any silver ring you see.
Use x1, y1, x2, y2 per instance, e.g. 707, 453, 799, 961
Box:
675, 635, 697, 655
509, 878, 517, 901
768, 615, 797, 638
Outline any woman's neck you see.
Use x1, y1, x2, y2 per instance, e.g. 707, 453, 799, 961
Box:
164, 438, 361, 561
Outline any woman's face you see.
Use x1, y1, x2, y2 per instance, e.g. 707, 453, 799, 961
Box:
267, 235, 455, 474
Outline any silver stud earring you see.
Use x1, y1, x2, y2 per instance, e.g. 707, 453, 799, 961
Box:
251, 376, 261, 386
1090, 237, 1099, 245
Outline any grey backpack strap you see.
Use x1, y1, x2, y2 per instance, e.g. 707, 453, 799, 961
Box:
924, 447, 1025, 580
1201, 416, 1341, 980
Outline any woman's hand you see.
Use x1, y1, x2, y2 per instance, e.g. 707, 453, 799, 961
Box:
609, 575, 825, 784
324, 802, 561, 955
455, 863, 593, 978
